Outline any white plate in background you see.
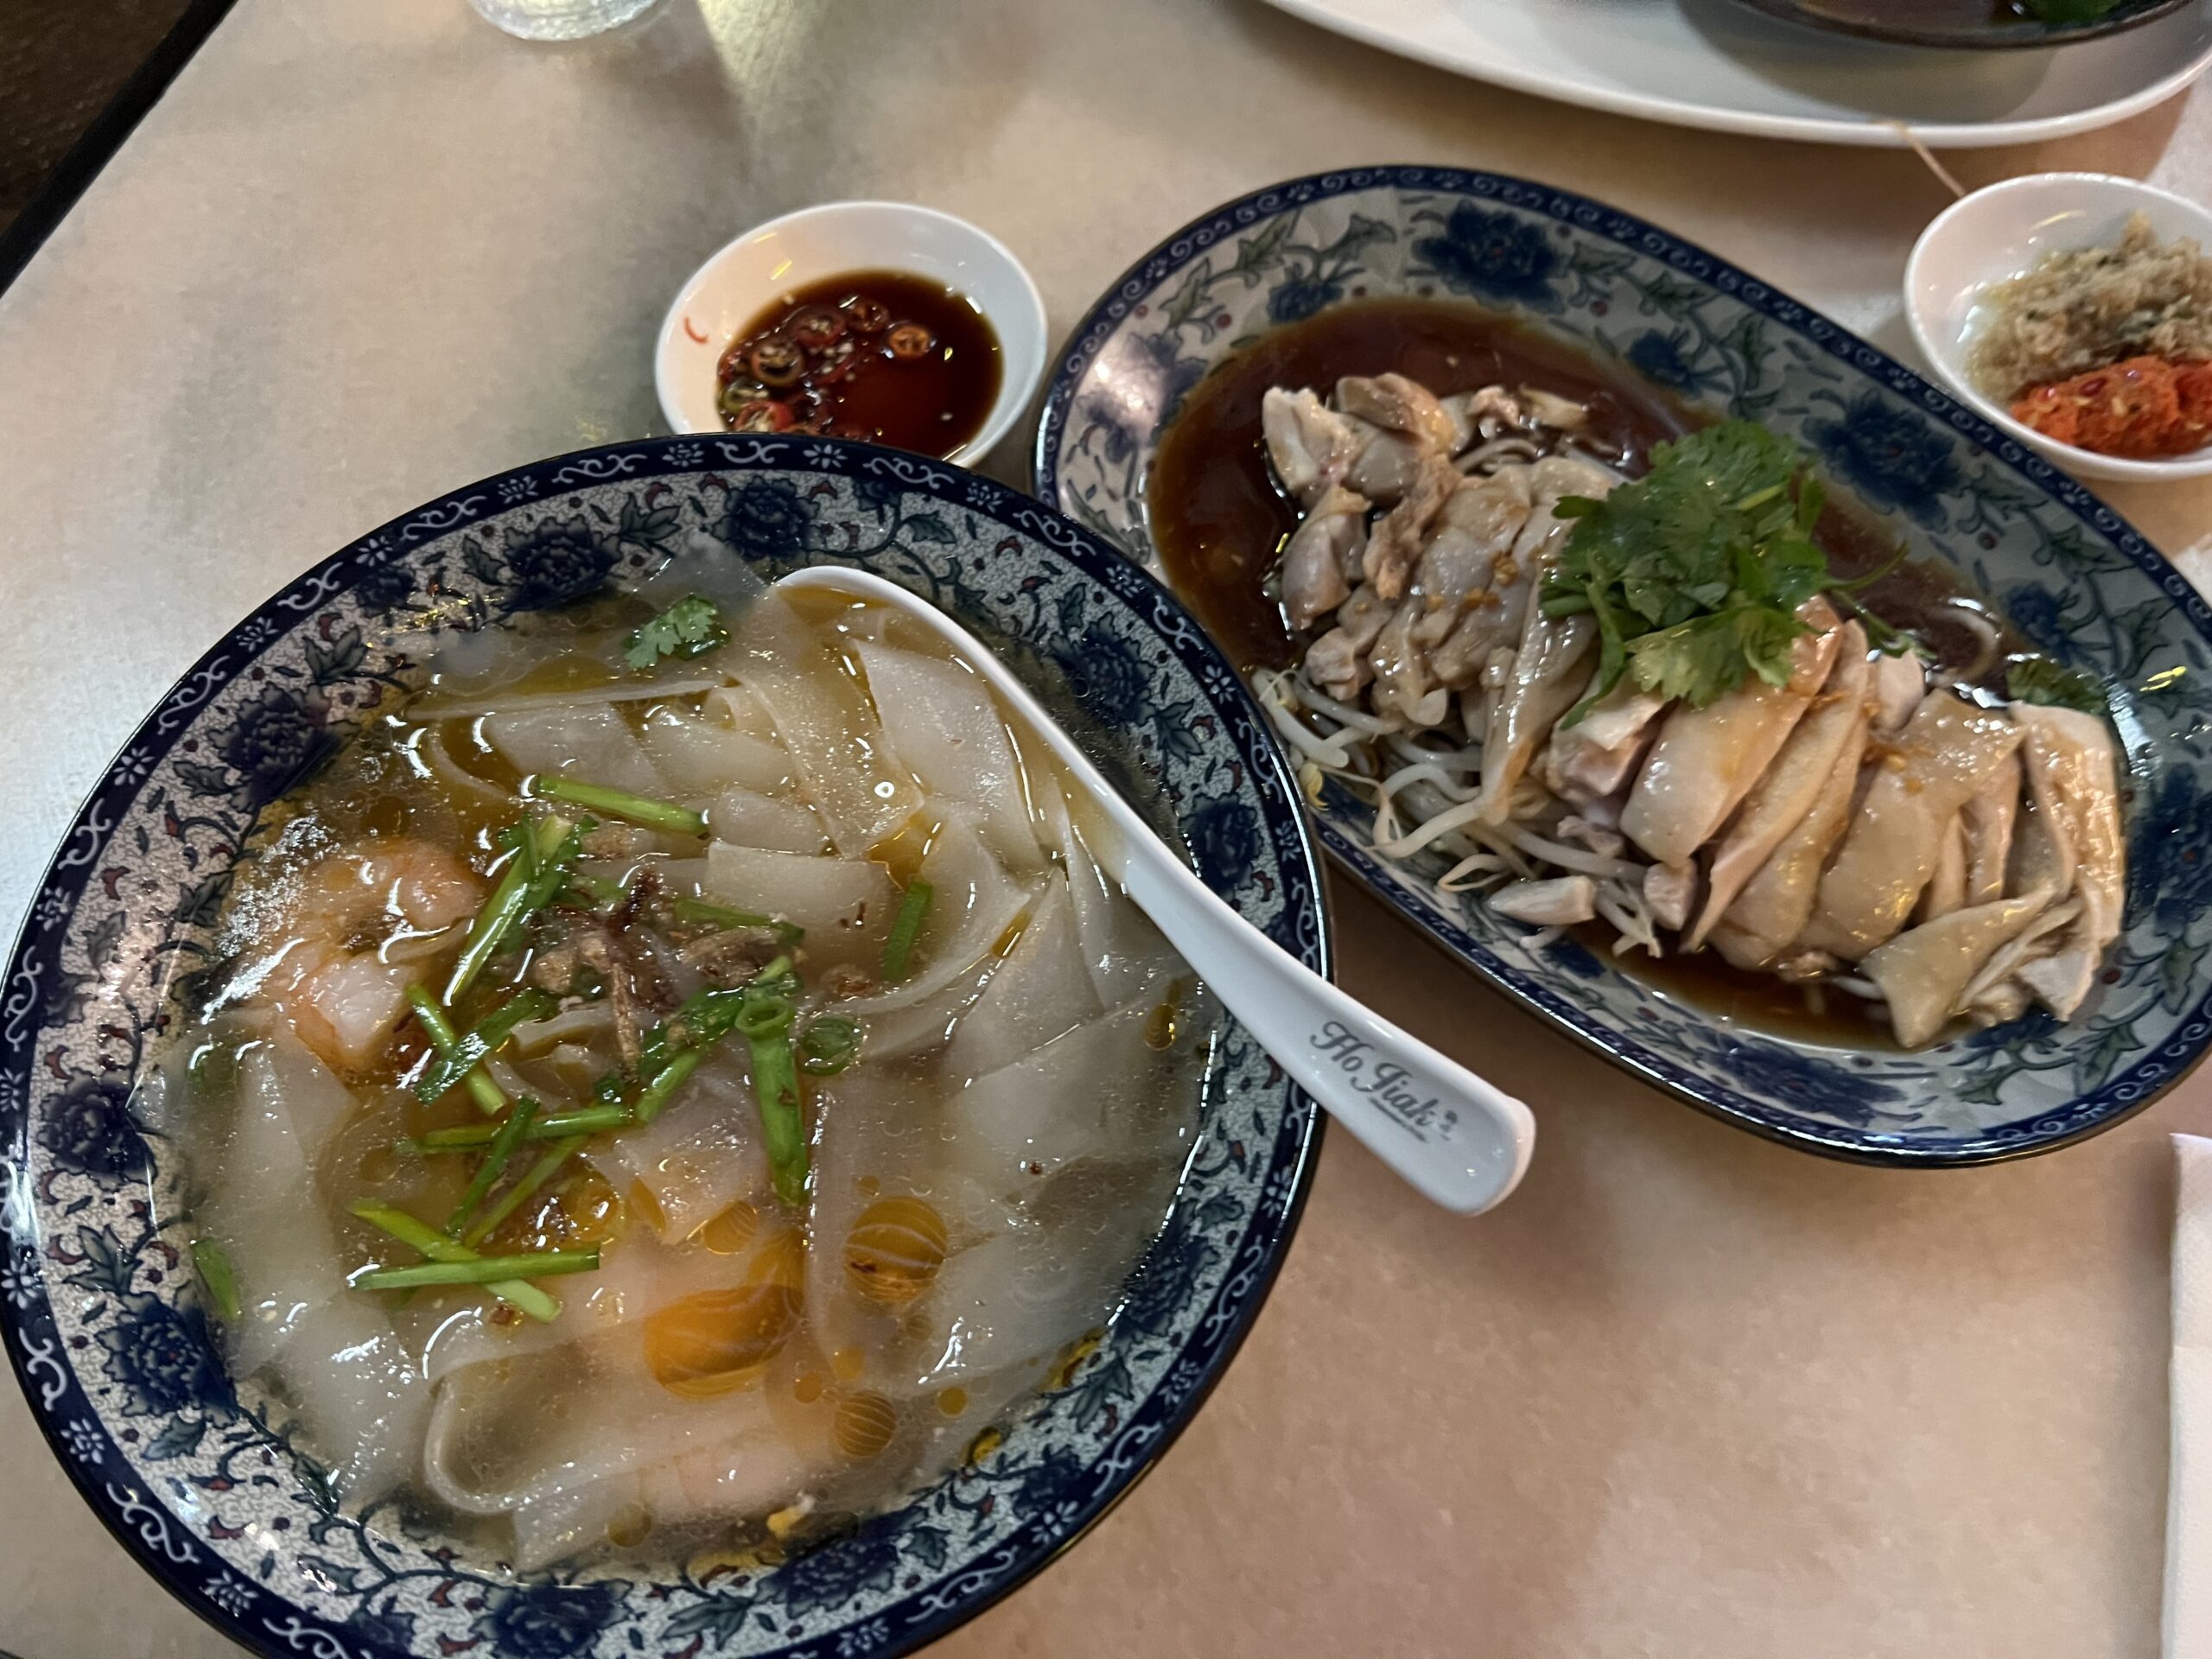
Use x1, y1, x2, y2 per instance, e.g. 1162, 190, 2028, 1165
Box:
1258, 0, 2212, 148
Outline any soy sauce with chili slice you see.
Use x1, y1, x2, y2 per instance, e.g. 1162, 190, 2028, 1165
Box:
715, 270, 1001, 456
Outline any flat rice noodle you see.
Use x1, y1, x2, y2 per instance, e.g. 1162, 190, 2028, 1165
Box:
509, 1421, 820, 1572
828, 808, 1039, 1019
508, 1000, 615, 1056
207, 1032, 428, 1502
726, 593, 920, 855
638, 702, 795, 797
856, 641, 1041, 868
626, 531, 774, 620
708, 785, 832, 854
481, 703, 664, 797
912, 804, 1034, 968
1039, 777, 1177, 1005
860, 956, 1002, 1060
422, 1328, 821, 1523
512, 1429, 814, 1571
412, 676, 732, 724
804, 1070, 999, 1381
899, 1160, 1178, 1397
896, 1225, 1089, 1395
700, 682, 779, 741
702, 842, 898, 969
270, 1299, 432, 1504
944, 993, 1189, 1202
1861, 887, 2055, 1048
209, 1032, 359, 1376
594, 1054, 770, 1243
2009, 799, 2071, 897
944, 875, 1101, 1079
416, 1227, 746, 1383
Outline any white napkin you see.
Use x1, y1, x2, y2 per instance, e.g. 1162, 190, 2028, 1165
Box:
2170, 1135, 2212, 1656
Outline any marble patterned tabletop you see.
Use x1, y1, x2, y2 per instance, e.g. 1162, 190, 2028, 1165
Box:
3, 2, 2210, 1655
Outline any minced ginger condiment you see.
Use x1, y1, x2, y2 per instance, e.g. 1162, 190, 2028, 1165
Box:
1967, 213, 2212, 458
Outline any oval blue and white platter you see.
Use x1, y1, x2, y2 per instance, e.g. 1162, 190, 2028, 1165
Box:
1034, 164, 2212, 1166
0, 437, 1327, 1659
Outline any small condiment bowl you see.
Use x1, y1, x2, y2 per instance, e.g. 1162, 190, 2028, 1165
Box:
1904, 172, 2212, 485
653, 200, 1048, 461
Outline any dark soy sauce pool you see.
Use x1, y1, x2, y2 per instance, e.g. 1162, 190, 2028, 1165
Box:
717, 270, 1001, 456
1146, 297, 2036, 1046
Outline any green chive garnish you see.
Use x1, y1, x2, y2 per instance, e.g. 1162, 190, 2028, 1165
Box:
192, 1239, 242, 1323
350, 1250, 599, 1293
632, 1046, 704, 1127
407, 982, 506, 1115
347, 1200, 562, 1320
797, 1016, 861, 1077
400, 1103, 632, 1154
881, 880, 934, 982
752, 1033, 806, 1208
531, 777, 706, 837
461, 1135, 587, 1249
444, 1097, 539, 1236
445, 813, 579, 1005
568, 872, 630, 911
672, 896, 804, 944
412, 988, 558, 1105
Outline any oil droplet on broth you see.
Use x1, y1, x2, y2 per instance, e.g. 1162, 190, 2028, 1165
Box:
833, 1391, 899, 1460
936, 1386, 969, 1417
605, 1503, 652, 1550
830, 1346, 866, 1382
642, 1230, 805, 1398
1142, 1001, 1179, 1052
793, 1373, 824, 1404
866, 813, 941, 887
627, 1179, 669, 1236
844, 1196, 949, 1306
488, 1164, 621, 1254
697, 1200, 760, 1255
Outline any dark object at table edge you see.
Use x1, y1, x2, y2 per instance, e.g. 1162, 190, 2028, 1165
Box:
0, 0, 238, 298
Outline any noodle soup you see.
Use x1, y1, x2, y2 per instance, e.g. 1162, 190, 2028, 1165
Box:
148, 567, 1213, 1569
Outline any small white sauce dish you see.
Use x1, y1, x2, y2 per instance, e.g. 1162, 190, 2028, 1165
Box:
1905, 172, 2212, 485
654, 200, 1047, 462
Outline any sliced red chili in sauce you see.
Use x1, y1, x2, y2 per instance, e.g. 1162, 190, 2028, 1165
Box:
713, 270, 1001, 455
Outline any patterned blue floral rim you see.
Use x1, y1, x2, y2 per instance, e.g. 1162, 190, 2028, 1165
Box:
1033, 163, 2212, 1167
0, 435, 1329, 1659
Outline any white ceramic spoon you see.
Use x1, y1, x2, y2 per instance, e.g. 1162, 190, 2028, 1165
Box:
777, 565, 1536, 1215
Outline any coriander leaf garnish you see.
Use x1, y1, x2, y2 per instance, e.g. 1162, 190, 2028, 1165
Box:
1541, 422, 1873, 723
624, 594, 726, 671
2006, 654, 2106, 715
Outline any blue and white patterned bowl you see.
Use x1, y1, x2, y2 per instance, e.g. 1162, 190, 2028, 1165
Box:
1034, 164, 2212, 1166
0, 438, 1327, 1659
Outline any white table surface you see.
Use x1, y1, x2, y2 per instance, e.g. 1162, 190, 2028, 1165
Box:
3, 3, 2212, 1655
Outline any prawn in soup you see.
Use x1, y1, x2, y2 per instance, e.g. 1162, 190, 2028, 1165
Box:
150, 569, 1212, 1568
